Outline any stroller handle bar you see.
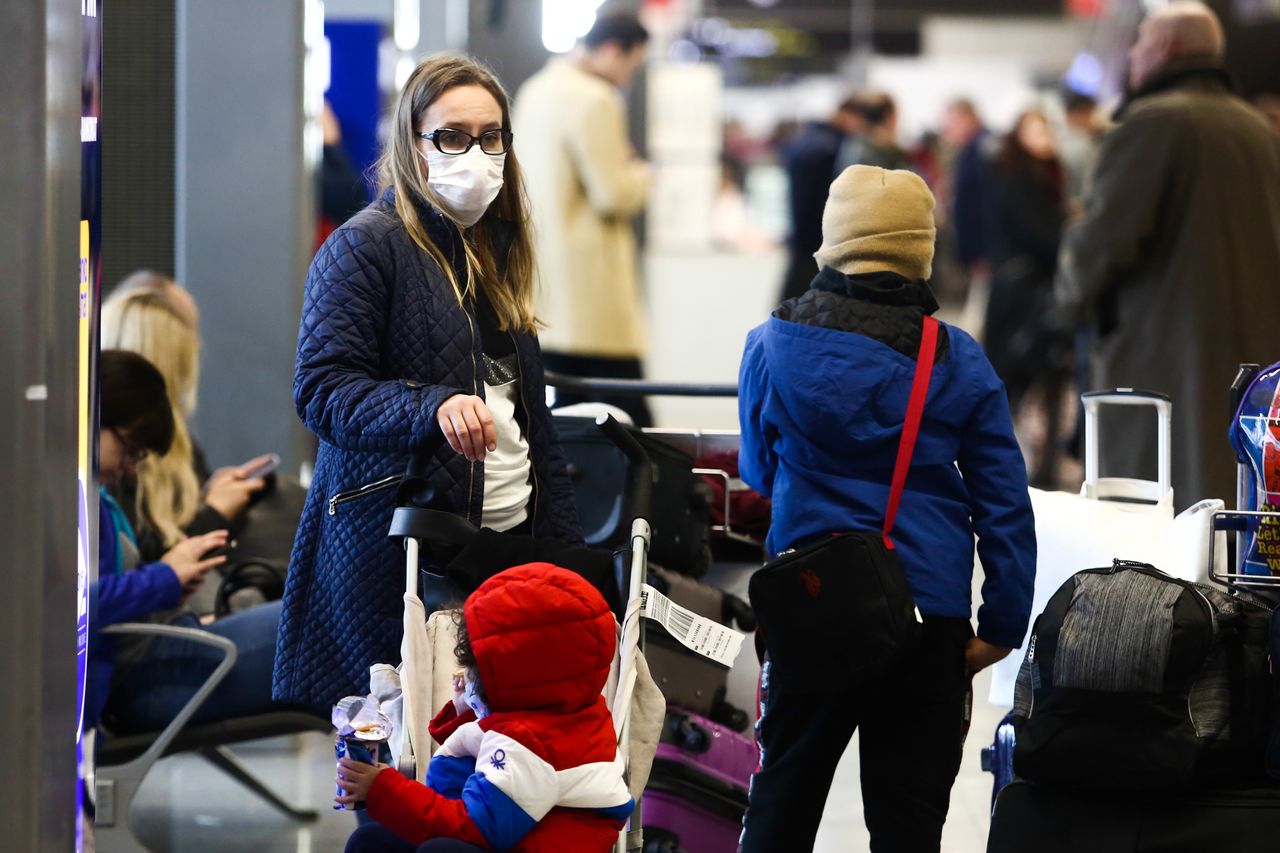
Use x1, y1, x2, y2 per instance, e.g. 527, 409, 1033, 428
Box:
595, 414, 652, 521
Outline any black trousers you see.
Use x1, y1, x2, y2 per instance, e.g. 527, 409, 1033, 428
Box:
542, 351, 654, 428
740, 617, 974, 853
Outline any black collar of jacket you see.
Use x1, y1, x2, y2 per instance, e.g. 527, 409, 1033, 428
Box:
1114, 57, 1235, 120
804, 266, 940, 313
773, 267, 947, 361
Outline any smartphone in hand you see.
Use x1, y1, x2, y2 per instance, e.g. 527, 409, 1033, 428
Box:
240, 453, 281, 481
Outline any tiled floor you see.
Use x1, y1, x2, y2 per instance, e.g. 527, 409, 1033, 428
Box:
121, 733, 360, 853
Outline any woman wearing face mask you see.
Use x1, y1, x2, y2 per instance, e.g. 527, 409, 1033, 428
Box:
274, 55, 584, 709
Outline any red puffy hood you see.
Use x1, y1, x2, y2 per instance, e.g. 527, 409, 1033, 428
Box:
464, 563, 616, 715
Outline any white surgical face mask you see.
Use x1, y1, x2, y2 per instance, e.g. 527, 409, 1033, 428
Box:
463, 675, 490, 719
422, 145, 506, 228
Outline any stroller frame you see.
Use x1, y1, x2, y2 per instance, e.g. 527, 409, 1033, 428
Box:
389, 414, 656, 853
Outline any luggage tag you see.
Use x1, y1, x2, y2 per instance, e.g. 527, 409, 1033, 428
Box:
639, 584, 744, 668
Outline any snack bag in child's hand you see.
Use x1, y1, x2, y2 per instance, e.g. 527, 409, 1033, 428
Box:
332, 695, 392, 811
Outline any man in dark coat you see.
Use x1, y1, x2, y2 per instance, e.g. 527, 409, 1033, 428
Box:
942, 98, 990, 277
777, 97, 866, 303
1056, 1, 1280, 508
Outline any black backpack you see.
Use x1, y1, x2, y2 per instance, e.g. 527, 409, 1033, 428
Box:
1012, 560, 1275, 792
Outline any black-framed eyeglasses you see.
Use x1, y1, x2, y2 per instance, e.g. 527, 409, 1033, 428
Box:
110, 428, 150, 465
418, 127, 513, 156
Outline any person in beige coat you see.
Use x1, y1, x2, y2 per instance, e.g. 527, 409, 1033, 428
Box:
1056, 1, 1280, 509
513, 12, 652, 425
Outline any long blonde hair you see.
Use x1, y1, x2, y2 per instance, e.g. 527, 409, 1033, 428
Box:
101, 272, 202, 546
377, 54, 537, 333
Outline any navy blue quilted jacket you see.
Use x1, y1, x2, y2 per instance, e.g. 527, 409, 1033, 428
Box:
273, 190, 584, 706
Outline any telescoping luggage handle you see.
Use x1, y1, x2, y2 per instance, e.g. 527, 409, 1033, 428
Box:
1081, 389, 1172, 503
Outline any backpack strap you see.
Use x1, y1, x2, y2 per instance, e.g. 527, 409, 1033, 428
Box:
883, 316, 939, 550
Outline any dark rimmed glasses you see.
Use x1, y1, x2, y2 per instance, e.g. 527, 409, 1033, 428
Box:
110, 428, 150, 464
418, 127, 513, 156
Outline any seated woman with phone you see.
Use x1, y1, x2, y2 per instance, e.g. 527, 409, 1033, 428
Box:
102, 271, 278, 563
89, 350, 288, 735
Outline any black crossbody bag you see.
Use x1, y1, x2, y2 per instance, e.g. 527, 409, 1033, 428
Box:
748, 316, 937, 692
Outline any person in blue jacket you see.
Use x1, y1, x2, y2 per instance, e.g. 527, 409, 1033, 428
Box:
738, 166, 1036, 853
274, 54, 584, 709
89, 350, 284, 733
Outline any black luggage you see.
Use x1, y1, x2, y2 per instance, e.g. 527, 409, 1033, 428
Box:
555, 416, 713, 576
1012, 559, 1276, 792
987, 779, 1280, 853
190, 475, 308, 616
1271, 608, 1280, 780
646, 565, 755, 730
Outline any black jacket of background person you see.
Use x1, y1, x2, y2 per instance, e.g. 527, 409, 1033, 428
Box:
782, 121, 846, 257
951, 131, 990, 269
983, 154, 1065, 391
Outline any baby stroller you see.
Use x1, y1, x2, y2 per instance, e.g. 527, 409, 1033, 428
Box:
376, 414, 695, 853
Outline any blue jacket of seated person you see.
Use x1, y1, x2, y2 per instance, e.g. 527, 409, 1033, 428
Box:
738, 268, 1037, 648
86, 490, 182, 729
273, 190, 584, 708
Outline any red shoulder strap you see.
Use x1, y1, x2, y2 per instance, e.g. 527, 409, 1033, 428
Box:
883, 316, 938, 550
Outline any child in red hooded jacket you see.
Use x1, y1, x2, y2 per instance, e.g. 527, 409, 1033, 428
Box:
338, 563, 633, 853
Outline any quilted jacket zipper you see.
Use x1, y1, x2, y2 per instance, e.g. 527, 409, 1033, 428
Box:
509, 328, 539, 531
1024, 632, 1037, 719
464, 303, 479, 521
327, 475, 401, 516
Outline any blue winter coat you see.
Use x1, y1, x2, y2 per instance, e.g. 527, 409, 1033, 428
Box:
738, 269, 1036, 648
273, 191, 583, 706
87, 494, 182, 728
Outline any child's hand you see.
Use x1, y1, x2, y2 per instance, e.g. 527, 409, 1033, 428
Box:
334, 757, 389, 808
964, 638, 1013, 674
452, 670, 468, 715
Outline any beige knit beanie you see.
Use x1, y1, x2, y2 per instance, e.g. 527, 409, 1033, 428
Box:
814, 165, 937, 280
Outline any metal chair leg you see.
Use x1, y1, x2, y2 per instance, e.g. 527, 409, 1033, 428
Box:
198, 745, 320, 822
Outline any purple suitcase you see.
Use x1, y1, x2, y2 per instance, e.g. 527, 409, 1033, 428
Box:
644, 709, 758, 853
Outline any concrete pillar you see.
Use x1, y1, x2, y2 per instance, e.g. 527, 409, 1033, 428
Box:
176, 0, 318, 474
0, 0, 82, 847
